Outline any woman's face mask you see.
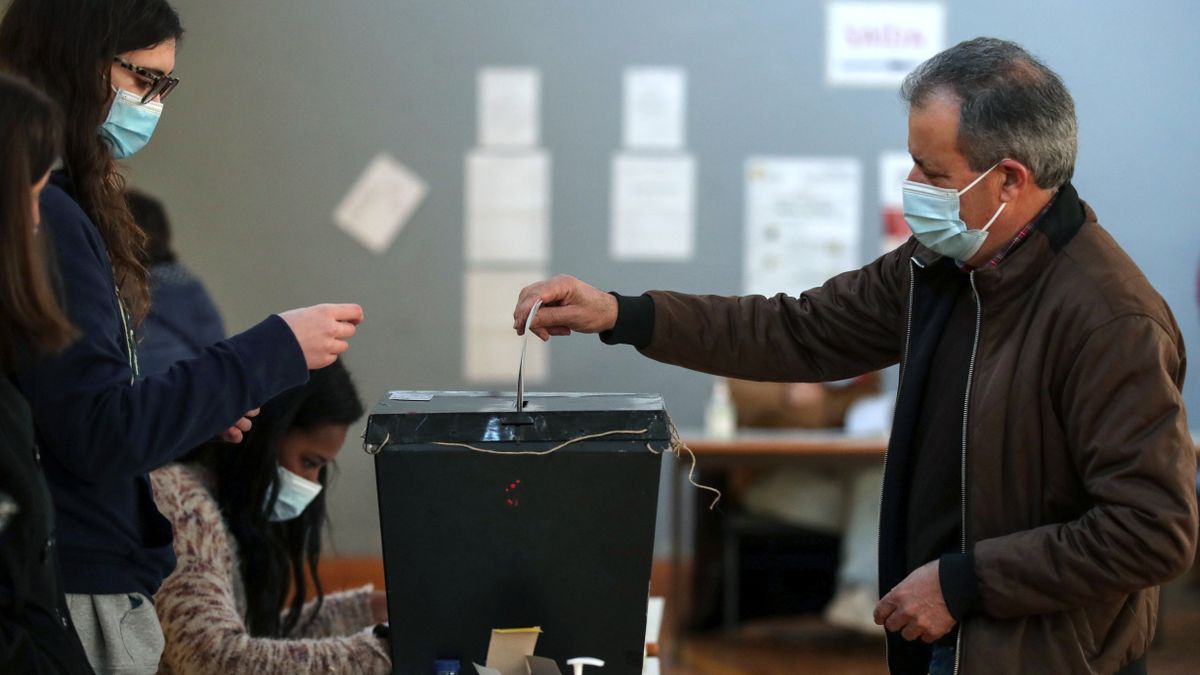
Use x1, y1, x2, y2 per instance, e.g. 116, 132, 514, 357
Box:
99, 88, 162, 159
266, 466, 323, 522
902, 161, 1007, 261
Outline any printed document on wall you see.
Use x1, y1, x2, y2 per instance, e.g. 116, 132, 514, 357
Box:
610, 153, 695, 261
879, 151, 913, 254
463, 268, 548, 383
465, 150, 550, 263
826, 2, 945, 87
477, 68, 540, 148
743, 157, 861, 298
333, 153, 428, 255
622, 67, 687, 150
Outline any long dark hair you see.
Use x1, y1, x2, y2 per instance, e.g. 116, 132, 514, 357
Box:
185, 361, 365, 637
0, 73, 76, 372
0, 0, 184, 321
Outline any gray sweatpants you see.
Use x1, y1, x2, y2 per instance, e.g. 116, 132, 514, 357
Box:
66, 592, 164, 675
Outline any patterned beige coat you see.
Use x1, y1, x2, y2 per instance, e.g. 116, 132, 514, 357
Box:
150, 463, 391, 674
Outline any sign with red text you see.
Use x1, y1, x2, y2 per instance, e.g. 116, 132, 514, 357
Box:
826, 2, 946, 87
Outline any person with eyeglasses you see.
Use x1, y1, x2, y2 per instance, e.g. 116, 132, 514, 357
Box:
0, 1, 365, 672
0, 71, 95, 675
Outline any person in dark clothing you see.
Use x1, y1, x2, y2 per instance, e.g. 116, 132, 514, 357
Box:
511, 38, 1193, 675
0, 73, 93, 674
127, 190, 226, 375
0, 1, 365, 671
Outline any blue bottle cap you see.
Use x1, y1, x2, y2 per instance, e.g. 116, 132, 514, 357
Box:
434, 659, 461, 673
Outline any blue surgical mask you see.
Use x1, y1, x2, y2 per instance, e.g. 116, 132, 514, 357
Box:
902, 162, 1006, 262
99, 88, 162, 159
266, 466, 323, 522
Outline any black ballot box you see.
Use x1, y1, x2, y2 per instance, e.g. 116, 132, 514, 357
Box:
365, 391, 668, 675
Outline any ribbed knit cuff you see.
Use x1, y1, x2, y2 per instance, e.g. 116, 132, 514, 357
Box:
939, 552, 982, 621
598, 293, 654, 349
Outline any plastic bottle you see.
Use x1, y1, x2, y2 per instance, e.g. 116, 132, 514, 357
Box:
704, 377, 737, 439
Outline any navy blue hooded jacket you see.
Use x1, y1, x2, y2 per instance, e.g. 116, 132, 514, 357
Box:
16, 174, 307, 596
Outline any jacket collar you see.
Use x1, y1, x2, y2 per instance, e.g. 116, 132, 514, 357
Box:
910, 182, 1088, 304
50, 169, 76, 197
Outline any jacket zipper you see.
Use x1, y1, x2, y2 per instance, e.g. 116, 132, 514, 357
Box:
954, 271, 983, 675
880, 257, 920, 670
117, 289, 140, 383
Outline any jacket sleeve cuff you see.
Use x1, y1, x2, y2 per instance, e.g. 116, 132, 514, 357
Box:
939, 552, 982, 621
598, 293, 654, 349
227, 314, 310, 401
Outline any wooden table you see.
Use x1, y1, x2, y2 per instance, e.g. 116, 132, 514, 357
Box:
666, 431, 888, 652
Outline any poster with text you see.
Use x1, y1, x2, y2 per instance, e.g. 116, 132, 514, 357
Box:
826, 2, 945, 87
744, 157, 862, 298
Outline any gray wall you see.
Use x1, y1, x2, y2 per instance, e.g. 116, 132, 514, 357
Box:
125, 0, 1200, 556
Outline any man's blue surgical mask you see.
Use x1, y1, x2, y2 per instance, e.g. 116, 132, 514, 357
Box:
902, 162, 1006, 262
266, 466, 323, 522
99, 88, 162, 159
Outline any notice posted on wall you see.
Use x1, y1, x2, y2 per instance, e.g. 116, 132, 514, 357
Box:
333, 153, 428, 255
477, 67, 541, 149
464, 150, 550, 264
622, 66, 687, 151
826, 2, 946, 87
879, 150, 913, 253
610, 153, 696, 261
463, 268, 548, 384
743, 157, 862, 298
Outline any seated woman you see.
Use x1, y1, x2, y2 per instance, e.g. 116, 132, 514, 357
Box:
151, 361, 390, 674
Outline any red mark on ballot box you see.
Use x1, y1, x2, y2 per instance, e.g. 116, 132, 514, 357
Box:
505, 479, 522, 508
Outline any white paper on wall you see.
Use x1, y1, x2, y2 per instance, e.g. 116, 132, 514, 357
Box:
826, 2, 946, 87
743, 157, 862, 298
463, 268, 548, 383
332, 153, 428, 255
622, 67, 687, 150
465, 150, 550, 263
477, 67, 541, 148
879, 151, 913, 253
610, 153, 695, 261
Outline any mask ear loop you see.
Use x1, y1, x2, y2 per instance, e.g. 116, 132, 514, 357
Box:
959, 160, 1008, 232
980, 202, 1007, 232
956, 160, 1004, 196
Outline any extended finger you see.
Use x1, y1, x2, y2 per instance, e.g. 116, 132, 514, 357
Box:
222, 427, 244, 444
234, 416, 253, 433
244, 408, 261, 418
327, 303, 365, 325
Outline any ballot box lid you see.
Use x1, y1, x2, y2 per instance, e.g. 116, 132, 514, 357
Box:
365, 391, 671, 446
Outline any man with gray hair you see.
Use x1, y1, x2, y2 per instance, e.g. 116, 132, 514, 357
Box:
511, 37, 1195, 674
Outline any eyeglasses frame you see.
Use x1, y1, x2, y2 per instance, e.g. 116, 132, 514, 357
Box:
112, 56, 179, 104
